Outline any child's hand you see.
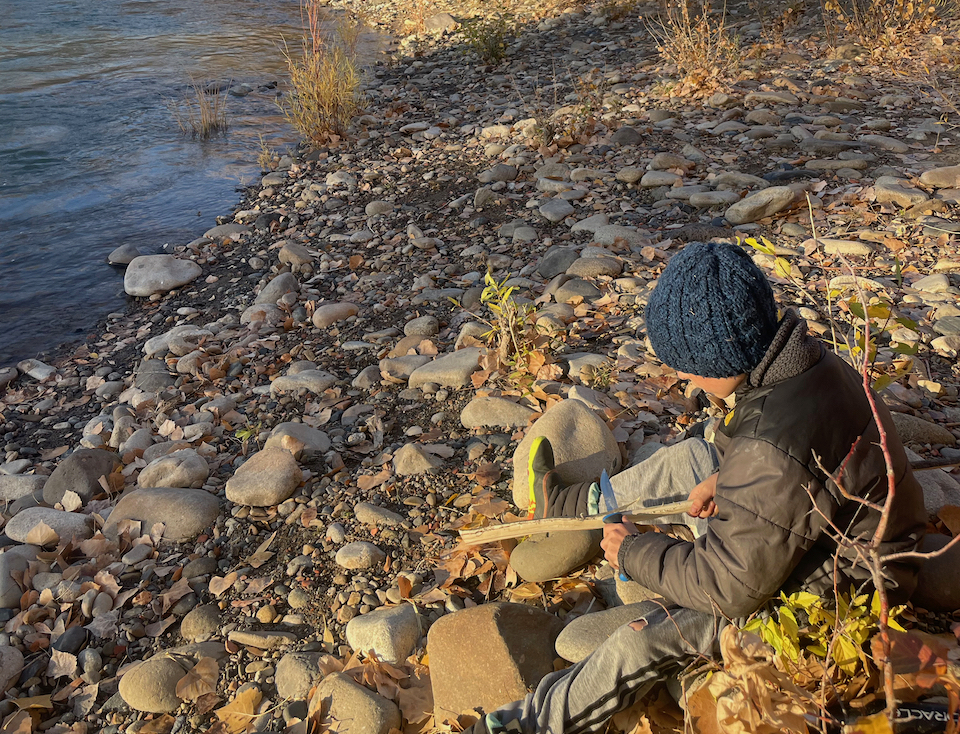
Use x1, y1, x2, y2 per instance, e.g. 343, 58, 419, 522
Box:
601, 520, 639, 568
688, 473, 719, 518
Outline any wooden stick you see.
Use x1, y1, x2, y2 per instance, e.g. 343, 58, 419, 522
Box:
458, 500, 692, 545
457, 457, 954, 545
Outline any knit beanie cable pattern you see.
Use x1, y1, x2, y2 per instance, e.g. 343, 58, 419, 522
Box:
646, 241, 779, 378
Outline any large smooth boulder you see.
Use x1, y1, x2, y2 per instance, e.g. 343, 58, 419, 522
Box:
892, 412, 956, 446
509, 530, 601, 583
118, 656, 190, 713
42, 449, 118, 505
124, 255, 202, 297
276, 652, 326, 700
428, 602, 564, 721
346, 604, 420, 664
5, 508, 93, 545
313, 673, 400, 734
104, 487, 220, 542
724, 186, 795, 224
0, 475, 45, 503
461, 397, 537, 430
512, 399, 622, 509
225, 448, 301, 506
255, 272, 299, 305
137, 449, 209, 489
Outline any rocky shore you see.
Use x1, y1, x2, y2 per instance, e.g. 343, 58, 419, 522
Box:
3, 1, 960, 732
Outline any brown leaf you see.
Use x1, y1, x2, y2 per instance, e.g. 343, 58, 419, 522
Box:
397, 576, 412, 600
46, 650, 77, 679
24, 522, 59, 547
12, 696, 52, 711
195, 692, 221, 715
472, 497, 510, 518
59, 491, 82, 513
144, 617, 176, 638
85, 610, 119, 639
470, 463, 501, 487
938, 505, 960, 537
349, 255, 363, 270
209, 572, 238, 598
40, 445, 69, 461
215, 687, 262, 734
0, 710, 33, 734
137, 715, 176, 734
71, 683, 98, 719
244, 532, 277, 570
176, 658, 219, 702
357, 467, 393, 492
300, 507, 319, 528
397, 668, 433, 725
470, 370, 491, 389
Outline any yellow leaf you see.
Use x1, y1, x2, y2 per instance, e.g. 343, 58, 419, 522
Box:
215, 688, 262, 734
844, 712, 894, 734
774, 257, 792, 279
24, 521, 59, 547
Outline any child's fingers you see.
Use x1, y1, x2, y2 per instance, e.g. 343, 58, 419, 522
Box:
688, 499, 703, 517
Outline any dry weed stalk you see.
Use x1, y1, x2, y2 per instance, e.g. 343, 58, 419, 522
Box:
280, 0, 363, 144
647, 0, 740, 90
822, 0, 943, 45
171, 80, 228, 139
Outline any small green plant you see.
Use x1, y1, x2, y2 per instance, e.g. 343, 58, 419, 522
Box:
280, 1, 364, 144
171, 80, 228, 139
461, 13, 511, 65
743, 590, 905, 678
463, 272, 562, 387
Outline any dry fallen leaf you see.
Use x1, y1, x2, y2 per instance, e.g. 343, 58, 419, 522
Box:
144, 617, 176, 638
46, 650, 77, 679
71, 684, 99, 719
40, 445, 69, 461
13, 696, 52, 711
245, 532, 277, 570
357, 467, 393, 492
397, 668, 433, 725
209, 572, 238, 598
176, 658, 219, 702
215, 687, 262, 734
24, 522, 59, 547
59, 491, 83, 513
470, 463, 501, 487
0, 710, 33, 734
938, 505, 960, 537
137, 715, 176, 734
397, 576, 412, 600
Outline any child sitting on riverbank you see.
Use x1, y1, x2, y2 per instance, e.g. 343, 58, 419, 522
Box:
469, 240, 928, 734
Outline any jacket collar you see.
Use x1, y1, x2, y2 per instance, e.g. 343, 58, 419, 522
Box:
742, 310, 823, 391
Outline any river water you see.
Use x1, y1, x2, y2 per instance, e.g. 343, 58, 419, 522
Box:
0, 0, 357, 367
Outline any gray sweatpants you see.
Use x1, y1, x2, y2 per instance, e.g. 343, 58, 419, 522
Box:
488, 439, 723, 734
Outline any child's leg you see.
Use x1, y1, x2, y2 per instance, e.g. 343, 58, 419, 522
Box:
481, 601, 725, 734
605, 438, 719, 535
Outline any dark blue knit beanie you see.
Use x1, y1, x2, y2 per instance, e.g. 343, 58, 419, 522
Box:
646, 242, 779, 378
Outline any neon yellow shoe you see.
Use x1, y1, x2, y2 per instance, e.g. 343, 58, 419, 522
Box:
527, 436, 556, 520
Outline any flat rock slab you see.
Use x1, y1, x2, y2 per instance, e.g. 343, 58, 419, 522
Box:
270, 370, 337, 396
124, 255, 202, 297
428, 602, 563, 721
105, 487, 220, 543
226, 448, 302, 506
408, 348, 481, 389
460, 397, 536, 429
228, 630, 297, 649
6, 507, 93, 546
920, 165, 960, 189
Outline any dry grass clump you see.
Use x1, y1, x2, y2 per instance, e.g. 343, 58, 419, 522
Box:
171, 81, 228, 139
648, 0, 741, 92
823, 0, 944, 45
280, 0, 364, 144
